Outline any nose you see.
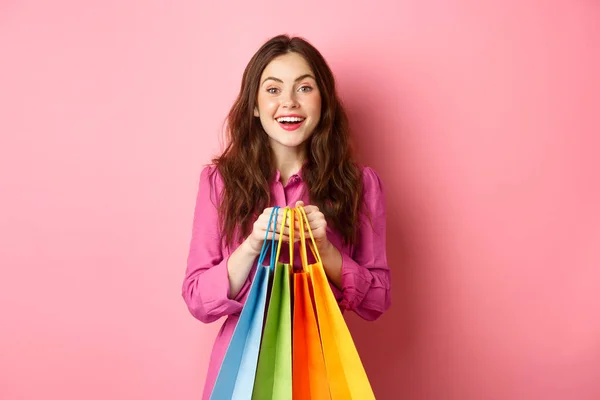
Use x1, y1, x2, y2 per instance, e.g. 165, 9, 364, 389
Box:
281, 91, 299, 108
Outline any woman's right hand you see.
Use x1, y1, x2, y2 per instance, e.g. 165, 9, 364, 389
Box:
245, 207, 295, 256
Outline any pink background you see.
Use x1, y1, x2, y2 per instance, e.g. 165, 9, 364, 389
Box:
1, 1, 599, 399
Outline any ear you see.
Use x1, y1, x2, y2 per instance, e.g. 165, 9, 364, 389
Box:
253, 107, 259, 117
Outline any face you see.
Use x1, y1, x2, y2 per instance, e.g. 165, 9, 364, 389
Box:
254, 52, 322, 152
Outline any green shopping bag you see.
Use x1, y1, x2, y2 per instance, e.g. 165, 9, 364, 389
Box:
252, 207, 293, 400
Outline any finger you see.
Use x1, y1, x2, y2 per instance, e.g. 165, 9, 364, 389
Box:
295, 217, 319, 229
302, 205, 320, 215
277, 223, 300, 237
262, 209, 284, 226
295, 200, 305, 208
270, 234, 294, 244
305, 219, 327, 230
262, 207, 276, 217
304, 213, 326, 226
263, 231, 289, 240
258, 209, 277, 226
295, 225, 326, 239
274, 217, 295, 231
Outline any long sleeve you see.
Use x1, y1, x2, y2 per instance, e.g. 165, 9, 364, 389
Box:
329, 167, 391, 321
181, 166, 252, 323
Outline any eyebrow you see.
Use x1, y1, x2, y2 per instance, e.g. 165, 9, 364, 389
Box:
261, 74, 315, 85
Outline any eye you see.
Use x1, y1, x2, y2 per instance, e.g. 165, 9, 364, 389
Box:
298, 85, 313, 93
267, 87, 280, 94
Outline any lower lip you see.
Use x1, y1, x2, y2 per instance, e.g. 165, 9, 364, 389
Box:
278, 120, 305, 131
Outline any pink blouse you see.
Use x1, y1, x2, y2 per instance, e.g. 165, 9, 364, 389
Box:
181, 165, 391, 400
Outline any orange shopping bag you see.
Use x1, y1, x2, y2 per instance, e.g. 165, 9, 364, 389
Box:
292, 208, 330, 400
296, 206, 376, 400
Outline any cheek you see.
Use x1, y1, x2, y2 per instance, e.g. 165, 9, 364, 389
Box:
258, 96, 278, 114
307, 95, 322, 114
309, 100, 322, 120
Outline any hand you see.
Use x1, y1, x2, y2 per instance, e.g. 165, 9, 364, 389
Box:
294, 201, 332, 254
245, 207, 294, 256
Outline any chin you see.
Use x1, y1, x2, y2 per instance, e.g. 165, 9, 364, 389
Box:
267, 130, 311, 147
281, 139, 307, 148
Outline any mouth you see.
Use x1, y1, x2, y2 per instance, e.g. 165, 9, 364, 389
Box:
276, 116, 305, 131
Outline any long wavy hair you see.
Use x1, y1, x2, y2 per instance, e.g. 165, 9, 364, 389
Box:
211, 34, 364, 248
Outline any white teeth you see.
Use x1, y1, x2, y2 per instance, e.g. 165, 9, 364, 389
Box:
276, 117, 305, 123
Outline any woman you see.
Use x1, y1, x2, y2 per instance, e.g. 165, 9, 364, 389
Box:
181, 33, 391, 399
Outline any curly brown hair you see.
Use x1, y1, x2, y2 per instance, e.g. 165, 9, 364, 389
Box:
211, 34, 364, 248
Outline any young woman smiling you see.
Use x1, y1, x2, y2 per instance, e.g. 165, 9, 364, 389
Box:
181, 33, 391, 399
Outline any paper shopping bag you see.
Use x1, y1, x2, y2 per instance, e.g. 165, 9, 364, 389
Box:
252, 207, 293, 400
292, 207, 330, 400
296, 206, 375, 400
210, 207, 280, 400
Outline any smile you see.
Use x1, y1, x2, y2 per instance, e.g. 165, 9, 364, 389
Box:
276, 116, 305, 131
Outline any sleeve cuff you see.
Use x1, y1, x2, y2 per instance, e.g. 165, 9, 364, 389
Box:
328, 252, 374, 311
188, 256, 252, 321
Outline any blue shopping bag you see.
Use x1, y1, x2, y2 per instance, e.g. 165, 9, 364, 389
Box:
210, 206, 280, 400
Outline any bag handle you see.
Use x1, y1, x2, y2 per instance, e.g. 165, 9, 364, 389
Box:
298, 207, 308, 271
288, 208, 295, 268
297, 206, 322, 269
274, 207, 291, 267
257, 206, 279, 266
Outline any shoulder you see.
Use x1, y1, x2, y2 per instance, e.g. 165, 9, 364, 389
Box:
358, 165, 384, 197
199, 163, 222, 183
357, 165, 386, 218
197, 164, 225, 204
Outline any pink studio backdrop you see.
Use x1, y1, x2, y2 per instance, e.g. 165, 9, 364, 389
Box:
1, 1, 599, 399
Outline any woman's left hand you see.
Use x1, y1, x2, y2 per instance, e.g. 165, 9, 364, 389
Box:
294, 201, 332, 254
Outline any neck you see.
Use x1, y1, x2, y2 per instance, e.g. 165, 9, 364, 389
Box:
271, 142, 306, 184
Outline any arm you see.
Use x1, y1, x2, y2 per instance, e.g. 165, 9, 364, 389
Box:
328, 167, 391, 321
181, 166, 255, 323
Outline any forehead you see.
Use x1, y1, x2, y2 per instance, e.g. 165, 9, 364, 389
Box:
260, 52, 315, 82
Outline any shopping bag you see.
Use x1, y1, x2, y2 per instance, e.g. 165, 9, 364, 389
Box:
297, 206, 375, 400
252, 207, 293, 400
210, 206, 280, 400
292, 206, 330, 399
